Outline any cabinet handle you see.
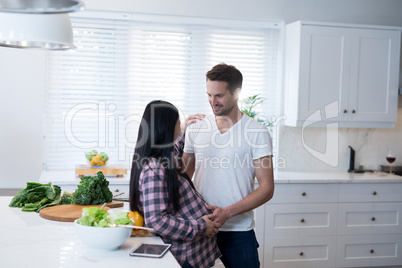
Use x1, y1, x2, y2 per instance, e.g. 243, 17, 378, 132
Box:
343, 109, 348, 113
373, 191, 377, 196
302, 192, 307, 196
370, 249, 375, 254
371, 217, 376, 221
300, 218, 305, 223
299, 252, 304, 256
352, 109, 356, 113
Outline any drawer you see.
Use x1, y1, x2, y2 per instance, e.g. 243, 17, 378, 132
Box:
336, 234, 402, 267
270, 184, 338, 204
265, 204, 337, 237
337, 202, 402, 235
265, 236, 336, 268
339, 183, 402, 202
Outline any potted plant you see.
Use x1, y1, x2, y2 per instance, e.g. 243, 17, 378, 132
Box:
241, 94, 273, 127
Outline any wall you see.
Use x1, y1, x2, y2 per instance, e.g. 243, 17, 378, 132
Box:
0, 48, 46, 188
279, 97, 402, 172
1, 0, 402, 187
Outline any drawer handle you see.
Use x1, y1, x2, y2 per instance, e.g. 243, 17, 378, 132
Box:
299, 252, 304, 256
370, 249, 375, 254
352, 109, 356, 114
344, 109, 348, 114
373, 191, 377, 196
300, 218, 305, 223
371, 217, 376, 221
302, 192, 307, 196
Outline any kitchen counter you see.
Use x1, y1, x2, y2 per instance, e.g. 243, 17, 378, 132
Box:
274, 170, 402, 184
0, 197, 180, 268
39, 170, 402, 196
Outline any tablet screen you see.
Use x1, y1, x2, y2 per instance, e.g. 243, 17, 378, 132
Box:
129, 243, 171, 258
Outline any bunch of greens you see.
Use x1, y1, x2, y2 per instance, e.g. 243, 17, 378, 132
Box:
62, 171, 113, 205
77, 207, 132, 227
9, 182, 62, 212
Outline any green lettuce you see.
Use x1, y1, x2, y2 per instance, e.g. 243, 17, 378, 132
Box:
77, 207, 132, 227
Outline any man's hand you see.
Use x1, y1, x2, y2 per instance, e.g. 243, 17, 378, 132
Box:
206, 205, 231, 228
180, 113, 205, 134
202, 214, 219, 238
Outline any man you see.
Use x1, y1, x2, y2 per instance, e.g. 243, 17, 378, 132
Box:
182, 63, 274, 268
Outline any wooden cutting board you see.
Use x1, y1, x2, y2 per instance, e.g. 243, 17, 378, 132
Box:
39, 202, 124, 222
75, 165, 127, 178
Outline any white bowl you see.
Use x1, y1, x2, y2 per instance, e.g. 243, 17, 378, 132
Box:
74, 219, 132, 250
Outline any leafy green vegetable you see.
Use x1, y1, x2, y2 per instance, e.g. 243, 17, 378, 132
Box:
61, 191, 75, 204
9, 182, 62, 212
108, 210, 132, 225
77, 207, 132, 228
72, 171, 113, 205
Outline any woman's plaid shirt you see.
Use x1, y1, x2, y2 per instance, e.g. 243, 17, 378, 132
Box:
138, 134, 221, 267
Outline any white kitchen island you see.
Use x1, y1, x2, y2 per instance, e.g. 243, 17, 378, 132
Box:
0, 197, 180, 268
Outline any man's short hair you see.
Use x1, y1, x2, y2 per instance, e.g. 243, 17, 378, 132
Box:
206, 63, 243, 94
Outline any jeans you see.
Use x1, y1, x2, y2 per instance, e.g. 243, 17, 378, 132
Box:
182, 260, 194, 268
217, 230, 260, 268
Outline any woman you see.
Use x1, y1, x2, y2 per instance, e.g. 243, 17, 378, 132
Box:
130, 100, 220, 268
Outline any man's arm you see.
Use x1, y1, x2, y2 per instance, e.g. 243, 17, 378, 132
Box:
182, 152, 195, 178
207, 155, 274, 227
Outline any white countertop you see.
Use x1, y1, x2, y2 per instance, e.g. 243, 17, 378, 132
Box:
274, 171, 402, 184
0, 197, 180, 268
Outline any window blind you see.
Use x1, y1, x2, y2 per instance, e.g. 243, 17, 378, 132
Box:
45, 12, 281, 170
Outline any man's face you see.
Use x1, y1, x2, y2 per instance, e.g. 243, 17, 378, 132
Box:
206, 79, 239, 116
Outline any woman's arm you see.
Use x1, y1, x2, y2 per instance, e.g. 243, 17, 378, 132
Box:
174, 113, 204, 165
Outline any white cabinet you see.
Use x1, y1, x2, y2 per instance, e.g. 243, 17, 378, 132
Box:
258, 182, 402, 268
262, 184, 339, 268
336, 183, 402, 267
284, 21, 401, 128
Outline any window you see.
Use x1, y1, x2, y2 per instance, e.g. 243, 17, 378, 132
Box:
45, 11, 282, 170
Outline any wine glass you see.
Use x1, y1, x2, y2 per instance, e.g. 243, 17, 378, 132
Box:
386, 150, 396, 174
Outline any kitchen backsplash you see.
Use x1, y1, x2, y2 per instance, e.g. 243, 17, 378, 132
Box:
278, 96, 402, 172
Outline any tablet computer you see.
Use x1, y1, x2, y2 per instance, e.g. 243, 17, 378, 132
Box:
129, 243, 171, 258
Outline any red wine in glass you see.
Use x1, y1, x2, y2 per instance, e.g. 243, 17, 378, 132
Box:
387, 157, 396, 164
386, 150, 395, 174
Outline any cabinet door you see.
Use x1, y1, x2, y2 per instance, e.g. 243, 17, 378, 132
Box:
265, 203, 338, 237
298, 25, 351, 122
270, 183, 338, 204
347, 28, 400, 123
265, 236, 336, 268
336, 234, 402, 267
339, 183, 402, 202
338, 202, 402, 235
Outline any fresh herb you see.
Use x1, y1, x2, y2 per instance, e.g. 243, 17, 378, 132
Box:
9, 182, 62, 212
71, 171, 113, 205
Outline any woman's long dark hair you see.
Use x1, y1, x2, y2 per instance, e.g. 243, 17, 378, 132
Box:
129, 100, 188, 215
